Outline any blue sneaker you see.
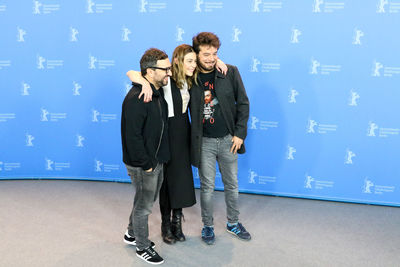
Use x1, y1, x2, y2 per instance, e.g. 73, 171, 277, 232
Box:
201, 226, 215, 245
226, 222, 251, 241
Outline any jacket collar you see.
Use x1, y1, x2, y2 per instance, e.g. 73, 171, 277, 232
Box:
215, 69, 226, 79
197, 68, 225, 84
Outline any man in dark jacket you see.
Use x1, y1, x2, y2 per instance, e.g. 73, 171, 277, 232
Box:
121, 48, 171, 265
190, 32, 251, 245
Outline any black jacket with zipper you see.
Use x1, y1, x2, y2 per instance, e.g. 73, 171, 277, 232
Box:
121, 82, 170, 171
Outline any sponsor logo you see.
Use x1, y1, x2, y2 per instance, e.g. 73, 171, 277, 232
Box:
251, 0, 282, 13
45, 158, 54, 170
194, 0, 223, 12
0, 60, 11, 70
312, 0, 345, 13
287, 145, 296, 160
139, 0, 166, 12
17, 27, 26, 42
304, 173, 334, 190
307, 118, 337, 134
377, 0, 400, 13
288, 88, 299, 103
372, 61, 400, 77
372, 61, 383, 76
310, 57, 341, 75
307, 119, 318, 133
88, 54, 115, 69
248, 169, 276, 184
26, 133, 35, 147
139, 0, 148, 12
367, 121, 400, 137
76, 134, 85, 147
33, 1, 43, 14
87, 0, 112, 14
249, 116, 278, 130
376, 0, 388, 13
41, 108, 67, 122
250, 57, 261, 72
70, 27, 79, 42
248, 169, 257, 184
33, 1, 60, 15
250, 57, 280, 72
232, 26, 241, 42
0, 113, 16, 122
122, 26, 131, 42
37, 54, 63, 69
348, 89, 360, 106
21, 82, 30, 96
367, 121, 379, 136
352, 28, 364, 45
176, 26, 185, 41
344, 149, 355, 164
72, 81, 81, 96
91, 109, 117, 122
0, 162, 21, 171
363, 177, 395, 194
37, 55, 46, 69
94, 159, 120, 172
290, 27, 301, 43
45, 158, 70, 171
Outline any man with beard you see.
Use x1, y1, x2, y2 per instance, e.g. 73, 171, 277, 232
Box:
121, 48, 171, 264
189, 32, 251, 245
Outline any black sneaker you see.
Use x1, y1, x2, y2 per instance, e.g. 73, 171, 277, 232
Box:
136, 246, 164, 265
124, 230, 155, 248
226, 222, 251, 241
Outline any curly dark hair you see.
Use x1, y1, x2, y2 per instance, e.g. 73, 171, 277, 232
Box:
140, 48, 168, 76
192, 32, 221, 53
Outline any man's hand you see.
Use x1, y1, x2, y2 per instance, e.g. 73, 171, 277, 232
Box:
138, 82, 153, 103
145, 168, 153, 172
230, 136, 243, 154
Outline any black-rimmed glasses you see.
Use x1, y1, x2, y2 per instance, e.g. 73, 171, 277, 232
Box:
150, 66, 172, 73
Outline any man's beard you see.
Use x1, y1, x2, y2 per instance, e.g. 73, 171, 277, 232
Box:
156, 76, 168, 88
199, 61, 215, 72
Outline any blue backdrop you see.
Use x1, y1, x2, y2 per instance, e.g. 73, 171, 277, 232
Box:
1, 0, 399, 207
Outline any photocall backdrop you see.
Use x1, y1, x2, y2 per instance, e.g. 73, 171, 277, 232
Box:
1, 0, 399, 207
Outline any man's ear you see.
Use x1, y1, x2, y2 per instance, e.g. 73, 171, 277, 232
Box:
146, 68, 154, 78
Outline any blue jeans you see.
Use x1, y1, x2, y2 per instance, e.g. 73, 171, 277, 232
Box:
126, 163, 163, 250
199, 134, 240, 227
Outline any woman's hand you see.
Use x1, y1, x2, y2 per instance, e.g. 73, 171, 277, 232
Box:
126, 70, 153, 102
216, 58, 228, 75
139, 82, 152, 102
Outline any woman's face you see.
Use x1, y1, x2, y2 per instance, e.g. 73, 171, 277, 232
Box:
182, 52, 197, 77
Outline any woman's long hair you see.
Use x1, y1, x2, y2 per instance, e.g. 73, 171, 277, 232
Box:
172, 44, 198, 89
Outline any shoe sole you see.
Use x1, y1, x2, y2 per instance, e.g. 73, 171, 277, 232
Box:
123, 238, 136, 245
201, 237, 215, 245
124, 237, 155, 248
136, 253, 164, 265
226, 230, 251, 241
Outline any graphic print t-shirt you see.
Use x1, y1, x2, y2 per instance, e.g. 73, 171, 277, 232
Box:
200, 71, 229, 138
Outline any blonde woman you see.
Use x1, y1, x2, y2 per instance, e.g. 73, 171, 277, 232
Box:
125, 44, 227, 245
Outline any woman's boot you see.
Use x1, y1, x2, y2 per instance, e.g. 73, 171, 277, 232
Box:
171, 209, 185, 241
161, 215, 176, 244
